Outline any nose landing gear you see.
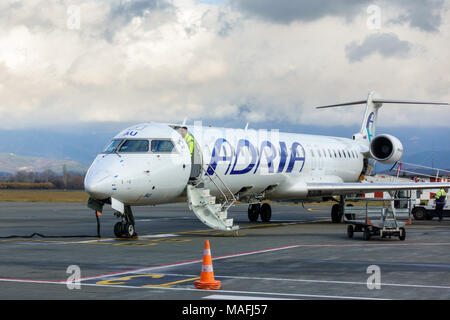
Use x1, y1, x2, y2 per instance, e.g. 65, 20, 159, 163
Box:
114, 205, 137, 238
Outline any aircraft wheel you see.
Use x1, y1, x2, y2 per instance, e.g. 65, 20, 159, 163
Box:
331, 204, 341, 223
123, 222, 135, 238
345, 204, 355, 220
260, 203, 272, 222
114, 222, 124, 238
248, 204, 260, 222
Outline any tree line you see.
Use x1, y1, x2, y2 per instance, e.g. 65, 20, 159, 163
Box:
0, 168, 86, 190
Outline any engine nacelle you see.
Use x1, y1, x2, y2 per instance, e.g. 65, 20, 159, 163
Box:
369, 134, 403, 164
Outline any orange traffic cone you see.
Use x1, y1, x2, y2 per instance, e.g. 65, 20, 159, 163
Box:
406, 216, 412, 225
194, 240, 221, 290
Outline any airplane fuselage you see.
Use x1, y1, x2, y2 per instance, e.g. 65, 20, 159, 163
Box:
84, 122, 365, 205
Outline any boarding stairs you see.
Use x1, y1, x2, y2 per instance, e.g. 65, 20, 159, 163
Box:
186, 165, 239, 232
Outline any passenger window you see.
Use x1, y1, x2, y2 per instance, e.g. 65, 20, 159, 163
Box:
311, 149, 315, 157
119, 140, 149, 152
338, 150, 342, 158
151, 140, 174, 152
328, 149, 332, 158
318, 149, 322, 157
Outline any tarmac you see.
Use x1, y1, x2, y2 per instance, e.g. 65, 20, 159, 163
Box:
1, 202, 450, 300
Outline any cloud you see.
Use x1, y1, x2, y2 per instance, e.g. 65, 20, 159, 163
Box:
0, 0, 449, 131
387, 0, 446, 32
231, 0, 447, 32
230, 0, 370, 24
345, 33, 412, 62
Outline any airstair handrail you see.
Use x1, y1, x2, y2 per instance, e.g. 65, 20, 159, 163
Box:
201, 164, 237, 203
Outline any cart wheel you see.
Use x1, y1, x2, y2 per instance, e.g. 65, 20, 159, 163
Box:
399, 227, 406, 241
347, 225, 354, 238
363, 228, 371, 241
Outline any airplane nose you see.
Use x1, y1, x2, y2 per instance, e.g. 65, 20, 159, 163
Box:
84, 171, 112, 200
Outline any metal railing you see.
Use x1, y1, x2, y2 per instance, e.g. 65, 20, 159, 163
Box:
345, 197, 413, 221
394, 161, 450, 180
196, 164, 237, 211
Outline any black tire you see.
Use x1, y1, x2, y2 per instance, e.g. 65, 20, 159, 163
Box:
260, 203, 272, 222
331, 204, 341, 223
114, 222, 123, 238
248, 204, 260, 222
347, 225, 354, 238
123, 222, 135, 238
412, 208, 426, 220
345, 204, 355, 220
399, 227, 406, 241
363, 228, 371, 241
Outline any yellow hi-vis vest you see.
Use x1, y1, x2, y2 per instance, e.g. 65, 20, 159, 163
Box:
436, 189, 447, 199
184, 133, 194, 156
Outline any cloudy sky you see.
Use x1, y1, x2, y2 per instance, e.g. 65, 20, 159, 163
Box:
0, 0, 449, 131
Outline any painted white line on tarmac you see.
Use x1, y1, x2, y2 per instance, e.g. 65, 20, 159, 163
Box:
138, 234, 179, 239
203, 294, 295, 300
143, 273, 450, 290
0, 279, 385, 300
64, 282, 391, 300
78, 244, 301, 282
0, 278, 63, 284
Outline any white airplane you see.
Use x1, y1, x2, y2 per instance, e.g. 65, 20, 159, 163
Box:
84, 92, 450, 238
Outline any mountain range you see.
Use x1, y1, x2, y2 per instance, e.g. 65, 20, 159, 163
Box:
0, 122, 448, 174
0, 153, 88, 174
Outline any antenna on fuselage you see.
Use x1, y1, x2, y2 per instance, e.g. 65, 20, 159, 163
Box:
182, 117, 187, 126
244, 122, 249, 131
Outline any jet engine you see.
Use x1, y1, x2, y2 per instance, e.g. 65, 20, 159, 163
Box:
369, 134, 403, 164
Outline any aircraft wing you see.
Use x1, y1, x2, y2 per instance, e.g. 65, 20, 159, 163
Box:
306, 182, 450, 197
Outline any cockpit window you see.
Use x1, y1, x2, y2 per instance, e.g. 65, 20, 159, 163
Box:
103, 139, 123, 153
151, 140, 174, 152
119, 140, 149, 152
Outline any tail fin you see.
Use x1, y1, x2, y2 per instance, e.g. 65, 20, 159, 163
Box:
316, 91, 450, 146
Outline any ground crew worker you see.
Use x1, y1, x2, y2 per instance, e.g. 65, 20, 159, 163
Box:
434, 188, 447, 222
181, 126, 194, 157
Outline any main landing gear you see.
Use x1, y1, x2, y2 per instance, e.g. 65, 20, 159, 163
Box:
248, 203, 272, 222
331, 196, 345, 223
114, 205, 137, 238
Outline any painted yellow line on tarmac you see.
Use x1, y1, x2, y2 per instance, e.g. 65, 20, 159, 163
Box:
96, 274, 165, 286
143, 276, 200, 288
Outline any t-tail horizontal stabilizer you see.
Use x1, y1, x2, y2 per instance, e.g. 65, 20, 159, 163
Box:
315, 91, 450, 145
